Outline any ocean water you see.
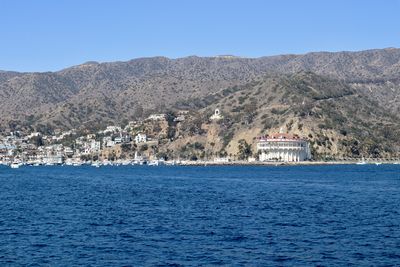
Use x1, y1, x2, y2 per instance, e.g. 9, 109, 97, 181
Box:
0, 165, 399, 266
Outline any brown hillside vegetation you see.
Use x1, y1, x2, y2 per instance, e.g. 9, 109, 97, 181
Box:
164, 72, 399, 159
0, 48, 400, 158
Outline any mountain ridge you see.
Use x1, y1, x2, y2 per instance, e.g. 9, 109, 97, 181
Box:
2, 47, 398, 74
0, 47, 399, 158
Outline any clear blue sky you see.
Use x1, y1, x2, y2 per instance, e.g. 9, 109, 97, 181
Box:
1, 0, 399, 72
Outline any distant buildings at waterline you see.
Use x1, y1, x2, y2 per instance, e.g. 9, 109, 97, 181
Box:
0, 108, 317, 167
257, 130, 311, 162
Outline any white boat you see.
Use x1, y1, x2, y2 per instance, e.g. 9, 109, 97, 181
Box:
91, 162, 101, 168
148, 160, 159, 166
375, 162, 382, 166
164, 161, 175, 166
10, 162, 22, 169
356, 157, 367, 165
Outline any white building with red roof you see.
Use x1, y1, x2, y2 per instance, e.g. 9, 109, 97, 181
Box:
257, 129, 311, 162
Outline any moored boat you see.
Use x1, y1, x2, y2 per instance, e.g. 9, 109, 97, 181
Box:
10, 162, 22, 169
356, 157, 367, 165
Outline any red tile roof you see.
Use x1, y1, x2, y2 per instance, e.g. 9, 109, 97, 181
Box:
258, 132, 304, 142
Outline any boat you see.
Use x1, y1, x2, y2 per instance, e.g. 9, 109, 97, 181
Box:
356, 157, 367, 165
91, 162, 101, 168
148, 160, 159, 166
10, 162, 22, 169
164, 161, 175, 166
375, 162, 382, 166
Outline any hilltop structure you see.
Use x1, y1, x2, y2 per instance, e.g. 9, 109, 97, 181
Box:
210, 109, 223, 121
257, 129, 311, 162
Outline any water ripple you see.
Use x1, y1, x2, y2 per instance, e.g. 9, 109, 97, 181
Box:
0, 164, 399, 265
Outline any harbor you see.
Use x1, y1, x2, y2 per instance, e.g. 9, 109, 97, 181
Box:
2, 157, 399, 169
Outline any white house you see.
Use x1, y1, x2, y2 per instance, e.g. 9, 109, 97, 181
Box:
90, 140, 101, 152
104, 126, 122, 134
173, 115, 186, 122
135, 133, 147, 144
147, 114, 166, 121
103, 136, 115, 148
27, 132, 41, 138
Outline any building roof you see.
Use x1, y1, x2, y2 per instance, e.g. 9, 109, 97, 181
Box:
269, 133, 299, 139
258, 132, 305, 142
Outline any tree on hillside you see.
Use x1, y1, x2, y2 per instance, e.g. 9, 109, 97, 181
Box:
134, 104, 144, 119
237, 139, 252, 160
165, 110, 177, 140
31, 136, 44, 147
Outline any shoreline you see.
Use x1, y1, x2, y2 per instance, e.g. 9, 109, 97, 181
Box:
2, 160, 400, 168
178, 160, 400, 166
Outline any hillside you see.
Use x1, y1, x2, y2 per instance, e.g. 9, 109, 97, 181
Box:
0, 48, 399, 158
162, 72, 399, 159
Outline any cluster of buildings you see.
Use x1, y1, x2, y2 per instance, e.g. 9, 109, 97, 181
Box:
0, 124, 151, 167
0, 132, 66, 166
1, 110, 313, 167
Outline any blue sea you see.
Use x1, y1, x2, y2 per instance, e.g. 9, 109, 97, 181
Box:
0, 164, 399, 266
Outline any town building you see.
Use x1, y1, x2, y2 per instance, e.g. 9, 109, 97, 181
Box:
43, 154, 63, 165
257, 130, 311, 162
134, 133, 147, 144
64, 146, 74, 157
214, 157, 230, 163
90, 140, 101, 152
27, 132, 41, 139
114, 133, 131, 144
173, 115, 186, 122
104, 126, 122, 134
147, 114, 166, 121
103, 136, 115, 148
